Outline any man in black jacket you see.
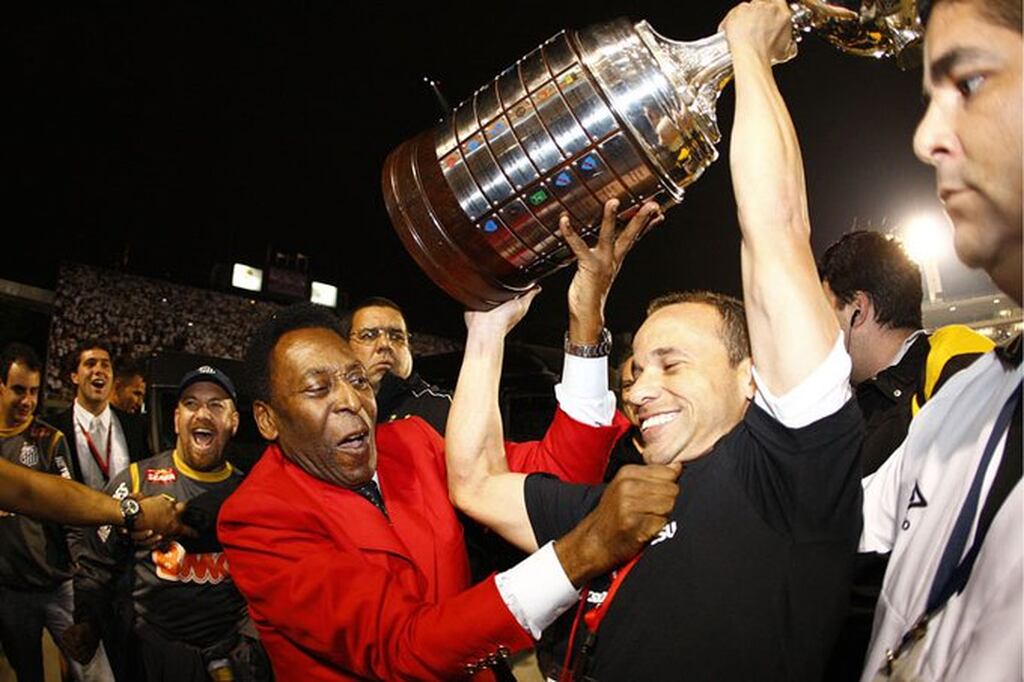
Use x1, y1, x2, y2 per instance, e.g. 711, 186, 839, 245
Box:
50, 340, 153, 680
343, 298, 452, 434
51, 340, 151, 489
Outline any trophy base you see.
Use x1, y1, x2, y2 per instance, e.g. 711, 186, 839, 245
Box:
382, 130, 539, 310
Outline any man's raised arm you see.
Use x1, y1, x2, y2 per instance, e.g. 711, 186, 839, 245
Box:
724, 0, 844, 397
446, 290, 540, 551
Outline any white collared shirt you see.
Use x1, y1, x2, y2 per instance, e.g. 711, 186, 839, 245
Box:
72, 400, 130, 489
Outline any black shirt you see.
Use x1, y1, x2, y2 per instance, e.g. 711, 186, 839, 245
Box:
376, 371, 451, 435
526, 400, 863, 681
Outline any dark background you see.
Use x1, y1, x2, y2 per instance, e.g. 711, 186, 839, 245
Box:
4, 1, 983, 347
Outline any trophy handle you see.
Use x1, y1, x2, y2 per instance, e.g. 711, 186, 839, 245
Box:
788, 0, 923, 67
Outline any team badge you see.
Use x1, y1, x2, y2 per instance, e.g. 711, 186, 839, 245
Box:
18, 443, 39, 468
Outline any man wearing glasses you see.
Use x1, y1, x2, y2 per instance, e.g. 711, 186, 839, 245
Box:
343, 297, 451, 434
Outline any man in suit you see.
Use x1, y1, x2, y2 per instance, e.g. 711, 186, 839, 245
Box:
52, 341, 151, 489
51, 340, 153, 680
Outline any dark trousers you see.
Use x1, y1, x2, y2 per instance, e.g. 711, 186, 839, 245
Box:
0, 581, 113, 682
136, 623, 272, 682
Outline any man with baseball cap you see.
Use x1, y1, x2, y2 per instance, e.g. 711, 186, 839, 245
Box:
67, 365, 270, 682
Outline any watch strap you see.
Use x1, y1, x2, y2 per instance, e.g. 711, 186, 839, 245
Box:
564, 328, 612, 358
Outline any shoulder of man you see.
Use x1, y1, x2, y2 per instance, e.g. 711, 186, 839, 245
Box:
915, 325, 996, 412
48, 407, 74, 436
376, 414, 441, 445
29, 416, 62, 446
406, 373, 452, 400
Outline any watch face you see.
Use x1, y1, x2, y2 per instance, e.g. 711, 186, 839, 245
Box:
122, 498, 141, 515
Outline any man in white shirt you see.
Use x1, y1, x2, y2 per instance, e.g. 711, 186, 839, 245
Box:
52, 341, 150, 489
50, 340, 153, 681
859, 1, 1022, 679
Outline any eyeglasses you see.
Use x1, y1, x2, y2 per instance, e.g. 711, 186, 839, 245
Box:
350, 327, 410, 345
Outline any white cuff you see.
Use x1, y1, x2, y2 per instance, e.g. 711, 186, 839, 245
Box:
752, 334, 853, 429
494, 541, 580, 639
555, 355, 616, 426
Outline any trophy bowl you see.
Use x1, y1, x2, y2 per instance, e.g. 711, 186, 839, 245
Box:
382, 0, 922, 309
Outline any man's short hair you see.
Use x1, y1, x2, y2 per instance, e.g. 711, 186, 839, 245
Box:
341, 297, 405, 336
922, 0, 1022, 31
114, 356, 147, 382
646, 291, 751, 367
67, 339, 113, 376
1, 343, 42, 384
245, 303, 345, 403
819, 230, 924, 331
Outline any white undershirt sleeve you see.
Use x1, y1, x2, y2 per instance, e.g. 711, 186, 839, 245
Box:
554, 355, 616, 426
494, 541, 580, 639
753, 334, 853, 429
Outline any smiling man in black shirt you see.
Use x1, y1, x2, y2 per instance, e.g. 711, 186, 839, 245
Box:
445, 2, 864, 679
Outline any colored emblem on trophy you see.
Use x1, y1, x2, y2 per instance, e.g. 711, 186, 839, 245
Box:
382, 1, 922, 309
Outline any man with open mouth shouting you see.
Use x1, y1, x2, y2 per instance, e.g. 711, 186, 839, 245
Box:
68, 365, 271, 682
51, 340, 152, 490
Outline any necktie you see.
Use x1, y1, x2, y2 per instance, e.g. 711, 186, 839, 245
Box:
354, 480, 388, 518
90, 417, 108, 459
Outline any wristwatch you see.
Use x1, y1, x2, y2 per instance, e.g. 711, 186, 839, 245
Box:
119, 497, 142, 531
564, 327, 613, 358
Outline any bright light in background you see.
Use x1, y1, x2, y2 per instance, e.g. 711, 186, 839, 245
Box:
899, 213, 953, 266
310, 281, 338, 307
232, 263, 263, 292
898, 213, 953, 303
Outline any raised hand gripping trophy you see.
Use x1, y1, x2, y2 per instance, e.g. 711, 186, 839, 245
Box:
382, 0, 922, 309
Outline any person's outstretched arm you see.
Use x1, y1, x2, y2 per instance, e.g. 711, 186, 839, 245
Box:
724, 0, 843, 398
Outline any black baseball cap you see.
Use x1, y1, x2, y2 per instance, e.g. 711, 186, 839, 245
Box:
177, 365, 238, 402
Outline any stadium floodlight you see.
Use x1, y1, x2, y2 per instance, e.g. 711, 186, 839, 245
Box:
899, 213, 951, 303
310, 281, 338, 308
232, 263, 263, 292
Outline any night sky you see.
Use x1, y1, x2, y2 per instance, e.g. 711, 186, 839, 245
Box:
6, 1, 986, 346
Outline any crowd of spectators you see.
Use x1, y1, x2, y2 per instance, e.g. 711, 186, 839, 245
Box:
45, 263, 461, 403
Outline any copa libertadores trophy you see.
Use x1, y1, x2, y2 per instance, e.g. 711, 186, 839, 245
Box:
382, 0, 922, 309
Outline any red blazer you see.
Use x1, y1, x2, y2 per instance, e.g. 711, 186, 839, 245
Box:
219, 409, 628, 681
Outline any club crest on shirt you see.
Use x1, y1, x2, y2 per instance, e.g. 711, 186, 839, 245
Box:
146, 467, 177, 484
18, 442, 39, 468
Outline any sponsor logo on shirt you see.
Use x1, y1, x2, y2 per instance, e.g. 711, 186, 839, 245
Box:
901, 481, 928, 531
54, 455, 72, 480
650, 521, 677, 547
152, 541, 230, 584
19, 442, 39, 468
112, 482, 130, 501
146, 467, 177, 484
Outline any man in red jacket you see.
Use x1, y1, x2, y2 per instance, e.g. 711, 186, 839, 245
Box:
219, 202, 679, 680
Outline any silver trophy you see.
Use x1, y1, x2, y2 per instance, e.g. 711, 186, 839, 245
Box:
382, 0, 922, 309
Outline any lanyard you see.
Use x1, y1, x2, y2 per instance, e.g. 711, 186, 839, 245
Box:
77, 418, 112, 480
926, 383, 1020, 612
559, 553, 643, 682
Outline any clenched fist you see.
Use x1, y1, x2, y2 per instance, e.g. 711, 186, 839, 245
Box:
554, 463, 681, 587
